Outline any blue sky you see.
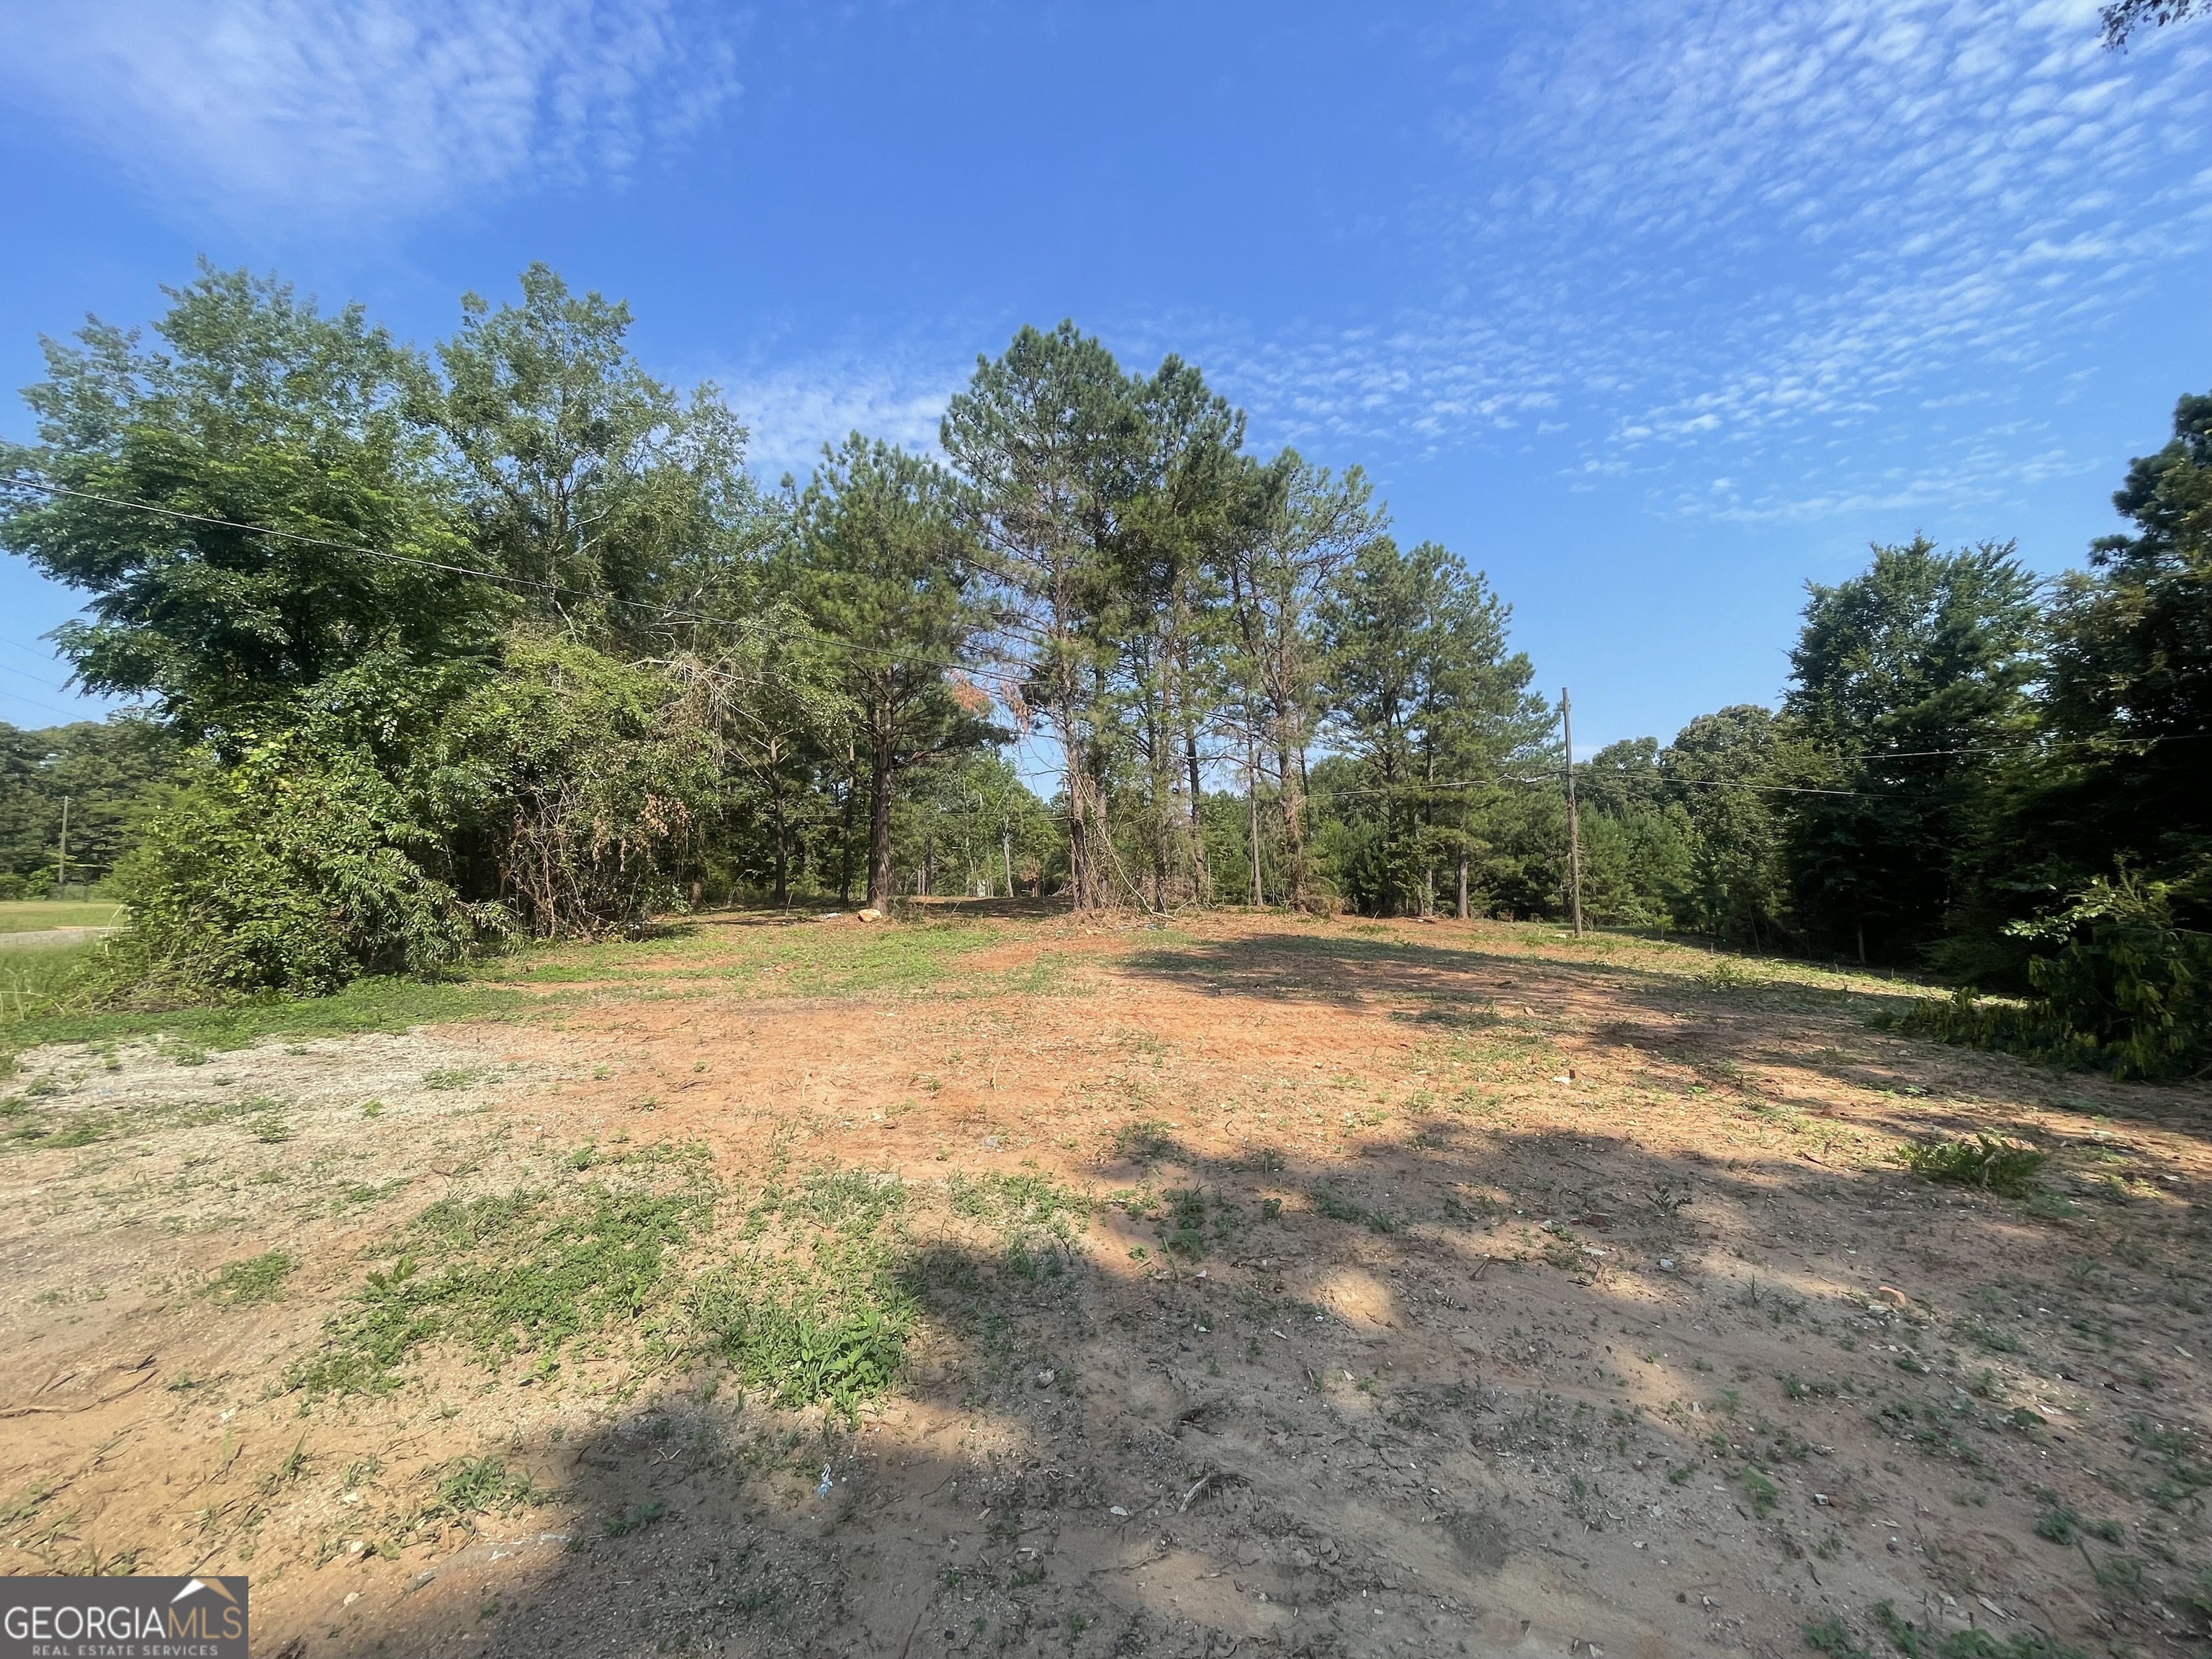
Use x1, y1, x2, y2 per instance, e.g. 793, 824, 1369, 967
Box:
1, 0, 2207, 757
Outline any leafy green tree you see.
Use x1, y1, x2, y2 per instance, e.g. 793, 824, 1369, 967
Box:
1784, 536, 2041, 964
2102, 0, 2200, 48
1215, 452, 1385, 908
667, 614, 850, 909
790, 434, 994, 909
0, 264, 490, 736
1663, 706, 1793, 948
406, 265, 766, 652
897, 750, 1053, 898
2027, 390, 2212, 921
1575, 739, 1696, 927
1318, 536, 1543, 915
1113, 357, 1244, 906
943, 323, 1144, 910
0, 715, 178, 890
112, 729, 503, 998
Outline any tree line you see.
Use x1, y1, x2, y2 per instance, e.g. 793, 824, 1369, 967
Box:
0, 264, 2204, 1074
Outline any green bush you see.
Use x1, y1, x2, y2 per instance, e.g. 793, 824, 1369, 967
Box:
106, 737, 506, 1001
1899, 870, 2211, 1081
1899, 1134, 2046, 1195
428, 637, 719, 940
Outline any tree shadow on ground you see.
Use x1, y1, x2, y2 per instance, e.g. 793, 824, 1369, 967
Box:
1115, 927, 2209, 1136
280, 1101, 2210, 1659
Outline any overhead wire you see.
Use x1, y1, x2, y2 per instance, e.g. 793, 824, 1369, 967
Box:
4, 475, 2201, 809
0, 476, 1043, 696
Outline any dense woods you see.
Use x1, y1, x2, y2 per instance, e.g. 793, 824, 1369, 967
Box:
0, 266, 2205, 1071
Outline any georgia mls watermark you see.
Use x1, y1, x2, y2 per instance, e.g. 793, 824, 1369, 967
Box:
1, 1575, 247, 1658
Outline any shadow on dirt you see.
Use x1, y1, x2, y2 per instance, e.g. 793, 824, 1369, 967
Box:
1115, 927, 2207, 1134
279, 1089, 2209, 1658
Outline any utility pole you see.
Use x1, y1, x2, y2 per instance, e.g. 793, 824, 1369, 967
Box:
1246, 740, 1264, 907
54, 794, 70, 896
1561, 691, 1583, 939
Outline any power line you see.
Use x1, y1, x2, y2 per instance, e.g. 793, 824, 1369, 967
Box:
0, 475, 1036, 693
6, 476, 2202, 802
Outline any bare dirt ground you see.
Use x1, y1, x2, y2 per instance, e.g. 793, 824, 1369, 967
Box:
4, 908, 2210, 1659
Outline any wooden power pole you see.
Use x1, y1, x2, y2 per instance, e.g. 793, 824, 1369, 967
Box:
54, 793, 70, 896
1561, 691, 1583, 938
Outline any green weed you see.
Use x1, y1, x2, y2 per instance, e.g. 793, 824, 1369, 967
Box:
1802, 1617, 1870, 1659
432, 1457, 547, 1518
602, 1501, 665, 1537
1743, 1468, 1779, 1516
201, 1251, 295, 1306
1900, 1135, 2045, 1195
288, 1181, 709, 1395
1310, 1184, 1395, 1233
691, 1165, 917, 1420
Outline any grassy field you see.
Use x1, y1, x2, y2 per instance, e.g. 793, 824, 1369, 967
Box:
0, 899, 125, 934
1, 904, 2206, 1659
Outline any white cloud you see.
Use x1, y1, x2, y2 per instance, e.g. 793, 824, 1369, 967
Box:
1200, 0, 2211, 519
0, 0, 743, 222
721, 351, 973, 480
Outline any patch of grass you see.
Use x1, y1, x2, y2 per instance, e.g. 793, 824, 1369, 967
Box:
0, 901, 126, 934
1161, 1187, 1210, 1259
421, 1068, 477, 1091
783, 1166, 907, 1234
6, 1112, 116, 1150
691, 1164, 917, 1421
1111, 1119, 1173, 1161
431, 1457, 547, 1518
1695, 958, 1760, 992
201, 1251, 295, 1306
288, 1175, 711, 1395
1743, 1467, 1779, 1516
949, 1170, 1088, 1240
681, 914, 1023, 999
1802, 1616, 1871, 1659
1954, 1318, 2024, 1354
949, 1170, 1089, 1276
1899, 1135, 2046, 1196
1, 971, 538, 1066
1310, 1184, 1395, 1234
602, 1500, 665, 1537
0, 942, 108, 1031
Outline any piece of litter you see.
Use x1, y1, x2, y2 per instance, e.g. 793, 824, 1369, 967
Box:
1551, 1075, 1572, 1084
1269, 1328, 1288, 1340
1814, 1493, 1830, 1506
1658, 1257, 1674, 1270
1109, 1506, 1129, 1517
1037, 1369, 1056, 1386
816, 1467, 833, 1498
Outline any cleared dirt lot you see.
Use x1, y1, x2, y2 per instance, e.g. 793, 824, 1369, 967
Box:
4, 908, 2208, 1659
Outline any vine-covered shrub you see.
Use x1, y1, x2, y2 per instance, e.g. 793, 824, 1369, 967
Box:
1899, 871, 2211, 1081
108, 736, 503, 1000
